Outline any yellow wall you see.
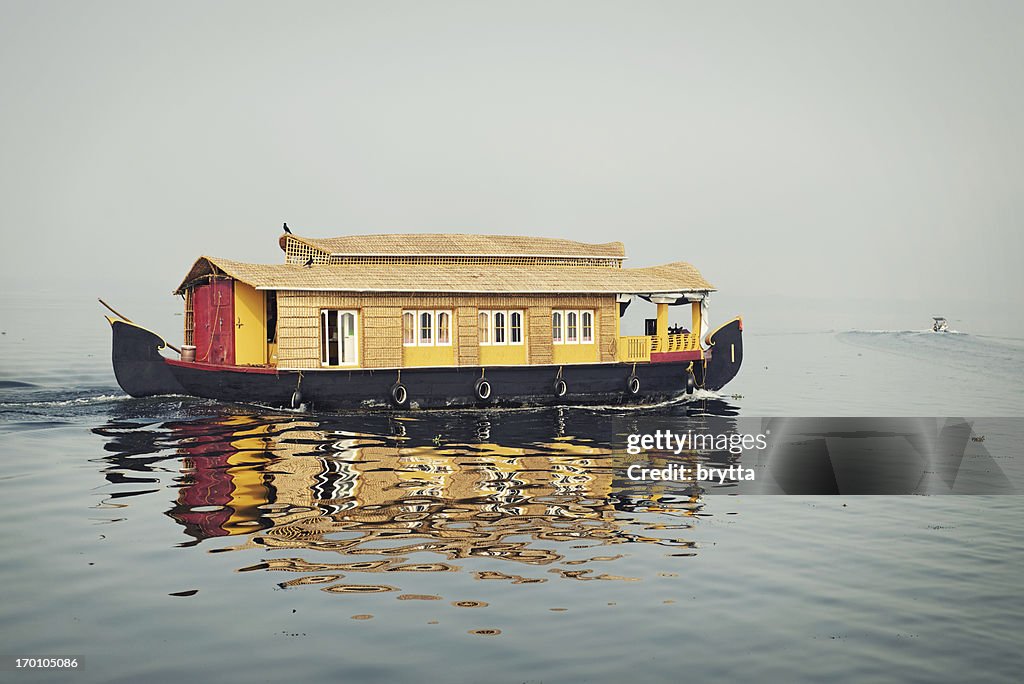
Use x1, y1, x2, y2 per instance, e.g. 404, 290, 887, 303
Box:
479, 344, 527, 366
234, 282, 267, 366
403, 345, 456, 367
552, 342, 598, 364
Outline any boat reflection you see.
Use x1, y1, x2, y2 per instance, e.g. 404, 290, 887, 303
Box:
94, 399, 739, 595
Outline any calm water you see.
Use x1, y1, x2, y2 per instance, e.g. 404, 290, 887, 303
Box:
1, 291, 1022, 683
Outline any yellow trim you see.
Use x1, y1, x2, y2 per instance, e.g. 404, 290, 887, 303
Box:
691, 301, 701, 337
106, 317, 169, 350
704, 315, 743, 346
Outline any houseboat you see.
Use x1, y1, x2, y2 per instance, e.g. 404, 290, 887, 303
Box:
106, 232, 743, 410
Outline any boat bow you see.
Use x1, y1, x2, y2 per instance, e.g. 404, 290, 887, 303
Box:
108, 317, 185, 397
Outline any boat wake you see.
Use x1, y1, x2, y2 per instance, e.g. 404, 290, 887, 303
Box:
847, 328, 966, 336
245, 388, 731, 417
0, 393, 133, 409
837, 329, 1024, 383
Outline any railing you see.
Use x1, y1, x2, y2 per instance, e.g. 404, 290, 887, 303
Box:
651, 332, 699, 353
618, 333, 699, 362
618, 335, 652, 362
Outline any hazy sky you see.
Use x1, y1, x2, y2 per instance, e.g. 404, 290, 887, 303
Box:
1, 1, 1021, 307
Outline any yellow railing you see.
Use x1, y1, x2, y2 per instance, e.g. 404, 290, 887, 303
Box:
618, 335, 651, 362
651, 332, 699, 353
618, 333, 699, 362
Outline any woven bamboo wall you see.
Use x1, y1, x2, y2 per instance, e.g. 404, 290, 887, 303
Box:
183, 290, 194, 346
277, 291, 617, 369
528, 306, 553, 364
455, 306, 478, 366
363, 306, 403, 368
599, 307, 618, 362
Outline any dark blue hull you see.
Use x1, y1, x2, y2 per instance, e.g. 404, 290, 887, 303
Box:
109, 318, 743, 410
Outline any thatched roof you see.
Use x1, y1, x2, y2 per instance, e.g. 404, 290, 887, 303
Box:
174, 256, 715, 295
278, 233, 626, 258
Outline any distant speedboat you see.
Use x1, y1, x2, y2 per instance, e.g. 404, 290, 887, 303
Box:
932, 316, 949, 333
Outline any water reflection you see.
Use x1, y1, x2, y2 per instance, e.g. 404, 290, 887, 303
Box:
93, 399, 739, 600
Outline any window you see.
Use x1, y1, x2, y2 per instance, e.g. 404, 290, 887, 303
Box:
479, 310, 524, 346
419, 311, 433, 346
566, 311, 578, 343
402, 310, 452, 347
510, 311, 522, 344
479, 311, 490, 345
321, 309, 358, 366
581, 311, 593, 343
437, 311, 450, 345
402, 311, 415, 345
493, 311, 506, 344
552, 309, 594, 345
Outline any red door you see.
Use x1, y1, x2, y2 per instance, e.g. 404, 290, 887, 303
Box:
192, 279, 235, 365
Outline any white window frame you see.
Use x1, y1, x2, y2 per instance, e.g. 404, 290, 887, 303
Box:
320, 309, 359, 367
436, 310, 452, 347
479, 310, 491, 346
552, 309, 594, 345
492, 310, 508, 345
565, 310, 579, 344
402, 309, 453, 347
509, 310, 523, 345
479, 309, 524, 347
418, 310, 434, 346
402, 311, 416, 347
580, 310, 594, 344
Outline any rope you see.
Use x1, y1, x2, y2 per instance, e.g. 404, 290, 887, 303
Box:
685, 360, 707, 390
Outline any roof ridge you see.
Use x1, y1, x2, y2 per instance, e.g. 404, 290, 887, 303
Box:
277, 233, 627, 258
